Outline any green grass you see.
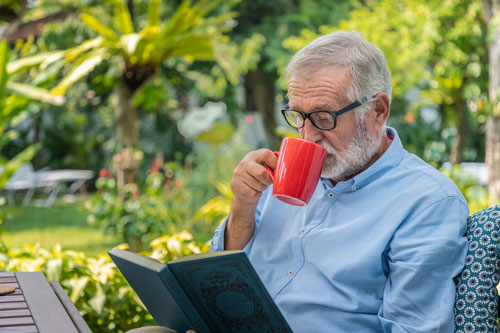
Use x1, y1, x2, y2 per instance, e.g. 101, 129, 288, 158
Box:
1, 203, 121, 257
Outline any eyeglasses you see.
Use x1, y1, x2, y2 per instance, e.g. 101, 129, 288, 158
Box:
281, 95, 374, 131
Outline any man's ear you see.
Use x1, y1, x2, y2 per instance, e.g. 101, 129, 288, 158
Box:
373, 93, 390, 127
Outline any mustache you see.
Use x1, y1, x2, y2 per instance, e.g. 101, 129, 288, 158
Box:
318, 140, 340, 157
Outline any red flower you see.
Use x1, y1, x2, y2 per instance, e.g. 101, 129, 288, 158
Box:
99, 169, 107, 178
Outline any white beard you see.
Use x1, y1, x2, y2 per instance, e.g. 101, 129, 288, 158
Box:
319, 122, 383, 181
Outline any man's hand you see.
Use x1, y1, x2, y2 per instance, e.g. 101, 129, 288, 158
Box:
231, 149, 277, 205
225, 149, 277, 250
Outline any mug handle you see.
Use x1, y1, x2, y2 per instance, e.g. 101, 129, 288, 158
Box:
265, 151, 280, 182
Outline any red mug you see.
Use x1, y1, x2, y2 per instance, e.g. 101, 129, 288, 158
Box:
266, 137, 327, 206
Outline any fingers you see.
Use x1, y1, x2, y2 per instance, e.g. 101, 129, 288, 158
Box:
256, 149, 278, 170
231, 149, 277, 204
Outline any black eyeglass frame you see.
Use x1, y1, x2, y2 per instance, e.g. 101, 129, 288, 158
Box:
280, 95, 377, 131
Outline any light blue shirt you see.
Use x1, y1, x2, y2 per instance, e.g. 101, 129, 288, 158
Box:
210, 128, 468, 332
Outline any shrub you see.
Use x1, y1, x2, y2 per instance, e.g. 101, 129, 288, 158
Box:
0, 232, 207, 332
86, 132, 249, 250
86, 170, 175, 252
440, 164, 490, 213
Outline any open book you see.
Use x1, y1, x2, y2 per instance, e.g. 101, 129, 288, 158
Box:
108, 248, 292, 332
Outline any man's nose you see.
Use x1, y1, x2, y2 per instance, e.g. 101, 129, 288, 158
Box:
300, 118, 323, 143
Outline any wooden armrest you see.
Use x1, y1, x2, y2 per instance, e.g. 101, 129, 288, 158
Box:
49, 281, 92, 333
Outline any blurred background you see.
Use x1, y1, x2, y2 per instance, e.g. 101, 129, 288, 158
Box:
0, 0, 499, 331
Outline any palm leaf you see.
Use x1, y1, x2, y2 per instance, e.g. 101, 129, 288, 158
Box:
51, 50, 106, 96
167, 36, 215, 60
160, 0, 194, 37
6, 51, 61, 74
0, 143, 40, 190
0, 95, 27, 122
81, 13, 117, 40
202, 12, 238, 32
147, 0, 161, 27
120, 33, 141, 57
0, 40, 9, 109
112, 0, 134, 34
132, 29, 159, 64
39, 51, 66, 70
32, 61, 65, 86
154, 30, 209, 60
193, 0, 222, 19
59, 37, 103, 64
0, 40, 9, 89
7, 82, 66, 105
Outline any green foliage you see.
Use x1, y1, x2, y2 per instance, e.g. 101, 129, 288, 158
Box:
0, 231, 207, 332
86, 125, 249, 248
230, 0, 351, 80
35, 0, 240, 96
0, 39, 66, 190
282, 0, 486, 103
182, 33, 266, 98
282, 0, 487, 165
86, 170, 169, 251
440, 165, 490, 213
194, 181, 232, 227
1, 243, 153, 332
4, 17, 117, 171
150, 231, 210, 261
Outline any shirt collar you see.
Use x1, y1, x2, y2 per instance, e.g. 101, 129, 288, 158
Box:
321, 127, 405, 191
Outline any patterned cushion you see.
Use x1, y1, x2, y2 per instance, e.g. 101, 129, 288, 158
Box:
454, 205, 500, 333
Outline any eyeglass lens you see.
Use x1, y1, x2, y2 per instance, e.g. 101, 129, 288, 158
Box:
283, 110, 336, 130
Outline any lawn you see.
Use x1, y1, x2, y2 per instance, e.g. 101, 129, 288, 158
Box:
1, 203, 121, 257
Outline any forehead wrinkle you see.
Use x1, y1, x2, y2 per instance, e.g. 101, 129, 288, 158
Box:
288, 69, 350, 91
288, 80, 345, 92
288, 67, 352, 111
288, 90, 346, 111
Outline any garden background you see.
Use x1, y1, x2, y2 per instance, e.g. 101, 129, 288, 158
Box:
1, 0, 500, 331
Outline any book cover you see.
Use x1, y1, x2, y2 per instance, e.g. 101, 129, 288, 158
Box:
109, 249, 292, 333
169, 251, 293, 333
108, 248, 210, 332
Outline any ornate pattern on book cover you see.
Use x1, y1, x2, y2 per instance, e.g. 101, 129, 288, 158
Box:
169, 254, 292, 333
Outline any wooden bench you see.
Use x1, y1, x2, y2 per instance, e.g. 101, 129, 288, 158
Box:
0, 272, 91, 333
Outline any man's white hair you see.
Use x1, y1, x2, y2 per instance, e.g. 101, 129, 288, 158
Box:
285, 30, 392, 121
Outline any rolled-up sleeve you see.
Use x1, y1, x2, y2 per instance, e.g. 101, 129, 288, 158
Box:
209, 190, 269, 253
378, 196, 468, 332
209, 218, 228, 252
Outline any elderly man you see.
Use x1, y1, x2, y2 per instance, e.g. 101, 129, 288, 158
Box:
210, 30, 468, 332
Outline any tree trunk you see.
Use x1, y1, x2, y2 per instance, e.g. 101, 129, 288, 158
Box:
113, 82, 139, 146
244, 67, 281, 150
124, 227, 142, 252
486, 116, 500, 203
1, 0, 27, 40
450, 90, 468, 165
483, 0, 500, 204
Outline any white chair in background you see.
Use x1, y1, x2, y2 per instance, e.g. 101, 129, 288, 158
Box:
2, 163, 93, 207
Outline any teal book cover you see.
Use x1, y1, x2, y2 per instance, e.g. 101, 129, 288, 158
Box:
169, 251, 292, 332
109, 249, 292, 333
109, 248, 210, 333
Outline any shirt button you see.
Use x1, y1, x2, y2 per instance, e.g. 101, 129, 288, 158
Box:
288, 270, 294, 276
300, 229, 306, 235
354, 186, 359, 191
328, 192, 334, 198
